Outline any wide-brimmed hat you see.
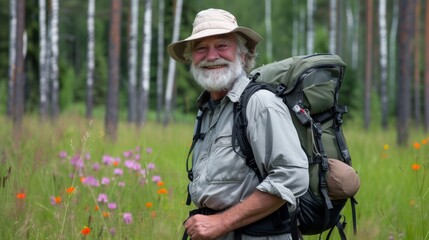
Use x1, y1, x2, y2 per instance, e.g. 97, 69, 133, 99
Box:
167, 8, 262, 63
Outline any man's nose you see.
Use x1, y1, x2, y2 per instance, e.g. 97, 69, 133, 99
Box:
206, 47, 219, 61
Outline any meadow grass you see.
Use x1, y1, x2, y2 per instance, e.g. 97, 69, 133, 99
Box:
1, 114, 428, 240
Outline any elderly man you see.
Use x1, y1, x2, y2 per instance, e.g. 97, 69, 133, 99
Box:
168, 8, 309, 240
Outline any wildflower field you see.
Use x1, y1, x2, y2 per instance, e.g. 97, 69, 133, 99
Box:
1, 114, 428, 240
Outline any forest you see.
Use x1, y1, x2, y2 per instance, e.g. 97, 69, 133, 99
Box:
1, 0, 429, 145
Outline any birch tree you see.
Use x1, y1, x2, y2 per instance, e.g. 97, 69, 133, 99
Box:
156, 0, 165, 122
425, 0, 429, 132
13, 0, 25, 129
128, 0, 139, 123
8, 0, 16, 117
379, 0, 388, 128
39, 0, 48, 117
265, 0, 273, 62
138, 0, 152, 126
389, 0, 399, 113
397, 0, 416, 146
164, 0, 183, 126
306, 0, 314, 54
86, 0, 95, 119
105, 0, 122, 141
49, 0, 59, 118
329, 0, 336, 54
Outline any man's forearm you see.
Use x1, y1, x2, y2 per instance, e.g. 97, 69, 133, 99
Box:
219, 190, 286, 232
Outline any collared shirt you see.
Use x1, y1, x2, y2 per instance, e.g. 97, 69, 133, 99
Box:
189, 73, 309, 239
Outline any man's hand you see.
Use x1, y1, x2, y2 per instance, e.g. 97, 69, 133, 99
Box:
184, 213, 228, 240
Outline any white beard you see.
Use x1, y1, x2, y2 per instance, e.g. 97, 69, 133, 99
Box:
191, 57, 244, 92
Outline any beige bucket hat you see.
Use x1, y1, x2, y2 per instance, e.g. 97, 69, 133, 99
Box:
167, 8, 262, 63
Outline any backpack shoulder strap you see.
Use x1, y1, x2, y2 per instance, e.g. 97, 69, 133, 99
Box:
232, 81, 275, 182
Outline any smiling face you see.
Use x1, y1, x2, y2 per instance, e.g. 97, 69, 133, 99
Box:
190, 33, 245, 96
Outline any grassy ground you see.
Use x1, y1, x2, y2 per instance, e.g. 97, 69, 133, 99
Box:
0, 114, 428, 239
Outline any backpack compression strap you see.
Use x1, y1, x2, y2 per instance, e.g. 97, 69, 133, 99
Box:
232, 82, 275, 182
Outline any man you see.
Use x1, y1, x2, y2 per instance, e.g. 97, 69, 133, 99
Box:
168, 8, 309, 240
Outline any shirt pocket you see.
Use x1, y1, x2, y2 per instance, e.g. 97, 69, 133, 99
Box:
205, 135, 249, 183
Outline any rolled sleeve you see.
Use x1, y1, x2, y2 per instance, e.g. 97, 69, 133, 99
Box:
247, 90, 309, 211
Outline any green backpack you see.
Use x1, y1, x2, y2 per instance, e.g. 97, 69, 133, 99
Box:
232, 54, 360, 239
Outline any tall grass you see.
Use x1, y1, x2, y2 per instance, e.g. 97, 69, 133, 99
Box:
1, 114, 428, 239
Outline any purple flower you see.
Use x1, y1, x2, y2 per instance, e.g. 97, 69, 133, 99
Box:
97, 193, 108, 203
146, 148, 153, 154
118, 181, 125, 187
147, 163, 155, 170
108, 202, 117, 209
70, 155, 84, 168
101, 177, 110, 185
50, 196, 57, 205
59, 151, 68, 158
123, 213, 132, 224
152, 175, 161, 183
109, 227, 116, 236
123, 151, 133, 158
85, 152, 91, 160
92, 163, 100, 171
134, 154, 141, 160
114, 168, 123, 176
102, 155, 114, 165
83, 176, 100, 187
139, 169, 147, 177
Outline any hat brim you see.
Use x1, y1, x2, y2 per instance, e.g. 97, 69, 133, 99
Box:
167, 27, 262, 63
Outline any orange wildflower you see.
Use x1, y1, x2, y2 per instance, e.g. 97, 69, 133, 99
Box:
80, 177, 86, 183
54, 196, 62, 204
157, 188, 168, 195
383, 144, 389, 150
81, 226, 91, 235
102, 211, 110, 218
157, 181, 165, 187
94, 205, 99, 211
413, 142, 421, 150
66, 186, 76, 194
422, 139, 428, 145
150, 211, 157, 218
411, 163, 421, 171
145, 202, 153, 208
16, 192, 26, 199
113, 161, 119, 167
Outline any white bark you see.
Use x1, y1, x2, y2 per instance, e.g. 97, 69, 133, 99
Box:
379, 0, 388, 126
86, 0, 95, 118
164, 0, 183, 125
265, 0, 273, 62
128, 0, 139, 122
306, 0, 314, 54
139, 0, 152, 124
389, 1, 399, 107
8, 0, 17, 115
156, 0, 165, 122
39, 0, 48, 116
49, 0, 60, 117
329, 0, 337, 54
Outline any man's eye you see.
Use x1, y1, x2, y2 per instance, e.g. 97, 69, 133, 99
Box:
195, 46, 207, 52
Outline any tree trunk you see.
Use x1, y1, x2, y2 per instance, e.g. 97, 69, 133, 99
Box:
164, 0, 183, 126
425, 0, 429, 132
379, 0, 388, 129
105, 0, 122, 142
156, 0, 165, 122
8, 0, 17, 117
306, 0, 314, 54
291, 0, 299, 56
138, 0, 152, 126
329, 0, 337, 54
364, 0, 373, 129
13, 0, 25, 132
389, 0, 399, 118
86, 0, 95, 119
49, 0, 59, 119
128, 0, 139, 123
265, 0, 273, 62
413, 0, 421, 127
397, 0, 416, 146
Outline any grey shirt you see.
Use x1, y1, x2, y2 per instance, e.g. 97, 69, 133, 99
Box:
189, 73, 309, 239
